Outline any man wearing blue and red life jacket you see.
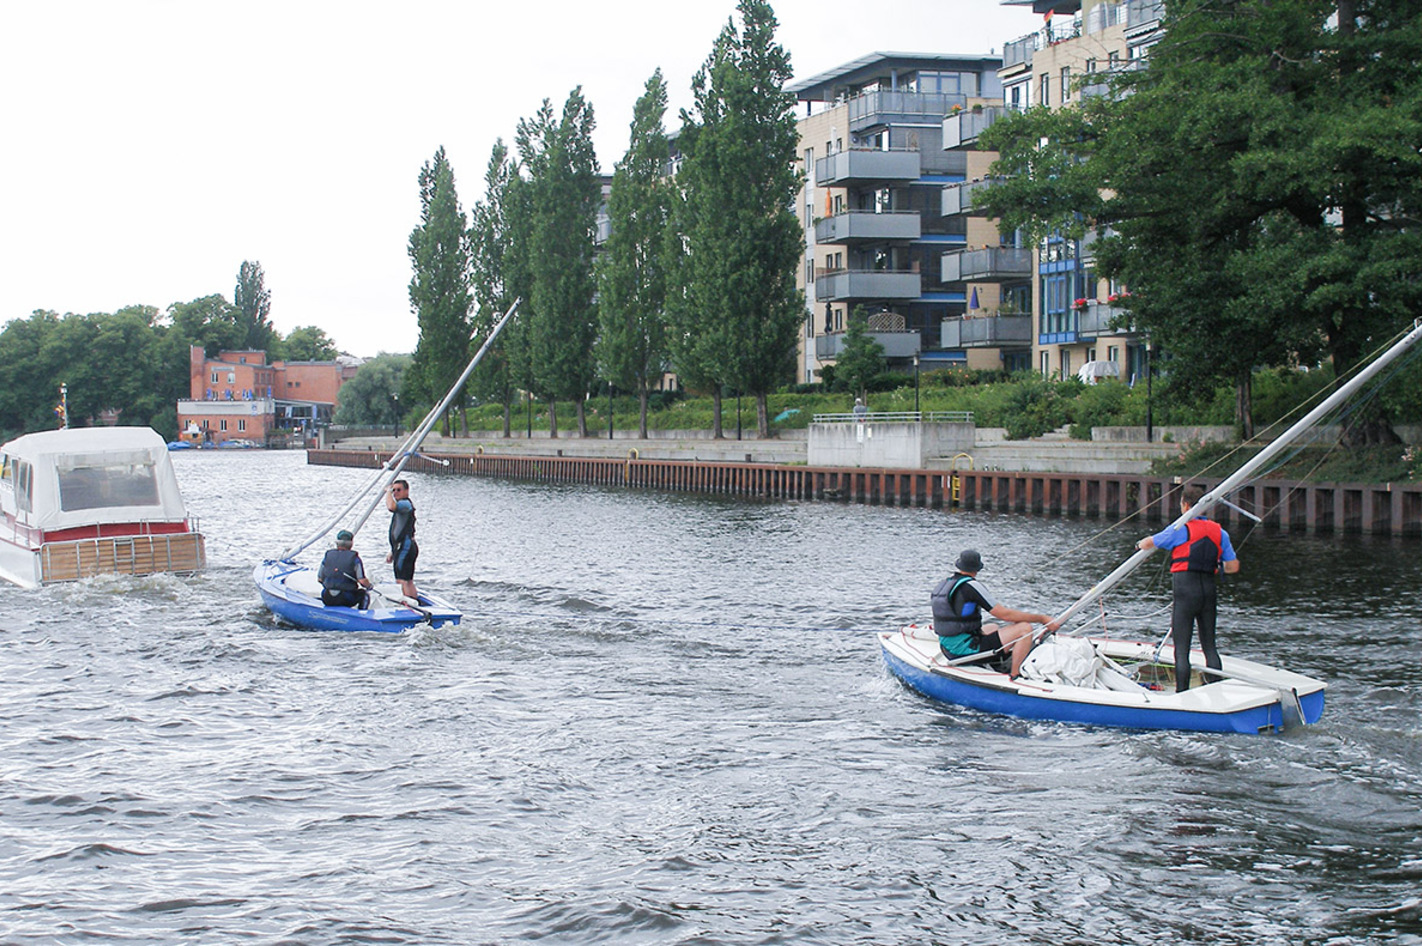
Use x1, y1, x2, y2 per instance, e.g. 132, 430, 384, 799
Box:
1136, 484, 1240, 692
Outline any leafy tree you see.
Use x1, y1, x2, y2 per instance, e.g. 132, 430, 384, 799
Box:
977, 0, 1422, 440
408, 146, 473, 435
168, 294, 243, 357
282, 325, 338, 361
469, 139, 520, 436
596, 70, 673, 438
333, 353, 412, 426
836, 307, 886, 400
518, 89, 601, 437
234, 260, 279, 353
675, 0, 804, 438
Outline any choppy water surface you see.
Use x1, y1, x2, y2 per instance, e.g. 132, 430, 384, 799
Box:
2, 450, 1419, 945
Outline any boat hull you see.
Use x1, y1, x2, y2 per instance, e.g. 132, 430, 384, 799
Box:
254, 560, 461, 633
880, 627, 1325, 735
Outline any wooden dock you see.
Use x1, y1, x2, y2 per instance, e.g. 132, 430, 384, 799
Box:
308, 450, 1422, 537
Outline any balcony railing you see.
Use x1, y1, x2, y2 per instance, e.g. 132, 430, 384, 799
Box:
815, 148, 921, 186
1078, 301, 1137, 336
848, 90, 968, 133
814, 269, 922, 302
942, 107, 1009, 150
940, 315, 1032, 349
941, 247, 1033, 283
1003, 33, 1038, 69
815, 210, 920, 244
814, 330, 922, 360
941, 179, 998, 217
814, 411, 974, 424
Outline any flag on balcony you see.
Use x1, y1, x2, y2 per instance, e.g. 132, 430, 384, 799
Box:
1044, 7, 1054, 23
969, 287, 979, 310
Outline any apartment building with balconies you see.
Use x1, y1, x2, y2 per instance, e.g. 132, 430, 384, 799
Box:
789, 52, 1020, 383
998, 0, 1163, 383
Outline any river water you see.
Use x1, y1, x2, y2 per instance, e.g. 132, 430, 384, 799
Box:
2, 450, 1419, 945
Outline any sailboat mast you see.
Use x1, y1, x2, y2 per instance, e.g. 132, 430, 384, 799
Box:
1053, 319, 1422, 629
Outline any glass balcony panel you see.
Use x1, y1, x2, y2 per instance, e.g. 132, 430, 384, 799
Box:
815, 149, 921, 186
849, 90, 968, 133
814, 270, 922, 302
942, 107, 1009, 150
941, 247, 1033, 283
815, 331, 922, 360
815, 211, 920, 244
940, 315, 1032, 348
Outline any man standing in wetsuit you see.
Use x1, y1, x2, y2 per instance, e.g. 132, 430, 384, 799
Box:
385, 478, 419, 601
931, 549, 1060, 678
1136, 484, 1240, 691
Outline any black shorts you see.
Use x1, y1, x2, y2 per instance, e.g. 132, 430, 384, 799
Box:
321, 587, 367, 609
392, 540, 418, 581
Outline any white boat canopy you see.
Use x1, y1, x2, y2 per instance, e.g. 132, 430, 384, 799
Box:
1, 427, 192, 532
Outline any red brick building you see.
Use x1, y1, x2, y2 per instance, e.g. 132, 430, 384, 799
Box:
175, 347, 359, 445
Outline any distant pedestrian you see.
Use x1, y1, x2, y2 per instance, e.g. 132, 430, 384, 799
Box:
385, 478, 419, 601
852, 397, 867, 420
1136, 484, 1239, 691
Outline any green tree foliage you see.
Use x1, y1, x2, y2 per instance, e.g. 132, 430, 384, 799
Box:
674, 0, 804, 437
168, 294, 243, 357
282, 325, 338, 362
469, 139, 521, 436
517, 89, 602, 438
234, 260, 279, 353
977, 0, 1422, 440
835, 307, 886, 400
333, 353, 412, 426
596, 70, 673, 438
408, 146, 473, 435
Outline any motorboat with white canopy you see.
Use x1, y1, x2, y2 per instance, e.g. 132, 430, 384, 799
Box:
1, 426, 206, 588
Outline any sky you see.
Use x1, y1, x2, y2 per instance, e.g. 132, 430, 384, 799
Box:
0, 0, 1040, 359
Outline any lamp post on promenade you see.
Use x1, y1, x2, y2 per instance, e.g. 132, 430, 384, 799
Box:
913, 353, 921, 416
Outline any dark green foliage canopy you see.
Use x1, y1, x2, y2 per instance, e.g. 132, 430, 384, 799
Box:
672, 0, 805, 438
333, 352, 411, 426
234, 261, 278, 353
596, 70, 673, 437
976, 0, 1422, 436
408, 146, 472, 433
835, 308, 887, 399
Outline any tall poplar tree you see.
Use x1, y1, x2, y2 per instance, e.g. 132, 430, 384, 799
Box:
470, 139, 519, 436
519, 89, 601, 438
675, 0, 804, 438
596, 70, 673, 438
234, 261, 277, 353
408, 146, 472, 435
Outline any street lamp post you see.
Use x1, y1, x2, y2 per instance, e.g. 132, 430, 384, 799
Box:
913, 354, 921, 416
607, 380, 614, 439
526, 390, 533, 439
392, 393, 400, 439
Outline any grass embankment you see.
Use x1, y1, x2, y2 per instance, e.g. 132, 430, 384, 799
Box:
456, 367, 1420, 484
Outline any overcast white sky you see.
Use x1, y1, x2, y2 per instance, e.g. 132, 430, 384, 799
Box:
0, 1, 1038, 358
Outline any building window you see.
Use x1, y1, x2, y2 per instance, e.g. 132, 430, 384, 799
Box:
220, 419, 228, 431
1061, 67, 1071, 103
1039, 74, 1050, 107
1041, 351, 1051, 377
1108, 345, 1120, 363
210, 371, 220, 384
1060, 349, 1072, 379
1009, 84, 1023, 110
238, 419, 247, 432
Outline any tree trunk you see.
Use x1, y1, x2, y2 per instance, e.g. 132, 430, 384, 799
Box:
711, 390, 724, 439
1235, 373, 1254, 441
576, 400, 588, 438
502, 400, 511, 438
548, 400, 558, 439
756, 393, 770, 438
638, 387, 649, 439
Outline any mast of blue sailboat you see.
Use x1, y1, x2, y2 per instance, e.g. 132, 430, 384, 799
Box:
275, 299, 520, 562
1052, 318, 1422, 631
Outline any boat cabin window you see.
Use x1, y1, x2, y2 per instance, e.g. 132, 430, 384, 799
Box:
57, 461, 160, 511
4, 457, 35, 513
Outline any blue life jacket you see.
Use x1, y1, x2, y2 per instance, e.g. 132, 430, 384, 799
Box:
931, 574, 981, 637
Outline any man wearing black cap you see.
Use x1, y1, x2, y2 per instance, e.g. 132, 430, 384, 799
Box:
318, 529, 373, 609
931, 549, 1060, 678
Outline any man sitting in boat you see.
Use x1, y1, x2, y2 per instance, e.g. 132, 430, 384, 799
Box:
1136, 484, 1240, 691
931, 549, 1061, 678
317, 530, 373, 609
